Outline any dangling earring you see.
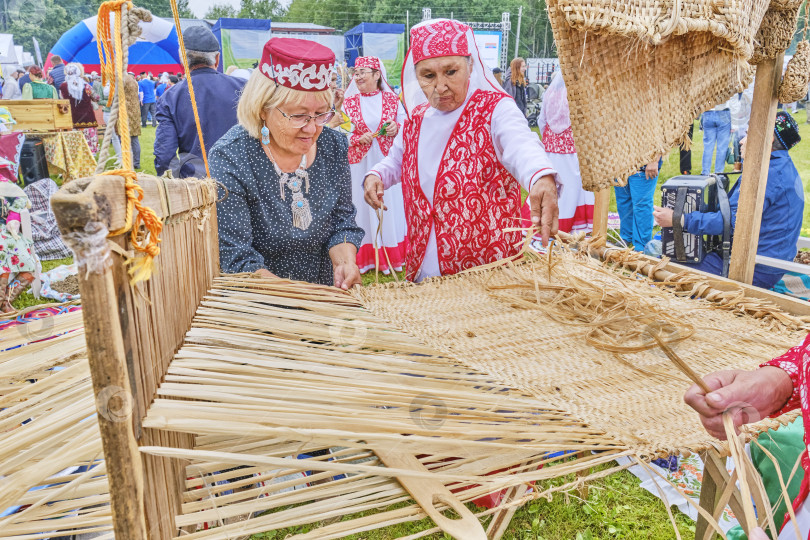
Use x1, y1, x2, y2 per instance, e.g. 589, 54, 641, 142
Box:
261, 125, 270, 145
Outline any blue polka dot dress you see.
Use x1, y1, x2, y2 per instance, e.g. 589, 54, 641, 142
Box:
211, 125, 364, 286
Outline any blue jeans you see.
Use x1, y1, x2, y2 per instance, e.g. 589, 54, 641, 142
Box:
701, 110, 732, 174
614, 171, 658, 251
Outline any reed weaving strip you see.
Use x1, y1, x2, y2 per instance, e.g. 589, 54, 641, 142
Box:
0, 315, 113, 539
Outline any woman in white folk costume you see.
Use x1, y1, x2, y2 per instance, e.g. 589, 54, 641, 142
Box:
343, 56, 408, 273
364, 19, 560, 282
535, 72, 594, 233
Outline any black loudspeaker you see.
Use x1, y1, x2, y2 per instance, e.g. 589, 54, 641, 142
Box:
19, 137, 48, 187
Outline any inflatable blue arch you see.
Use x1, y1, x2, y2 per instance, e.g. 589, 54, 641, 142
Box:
48, 15, 182, 75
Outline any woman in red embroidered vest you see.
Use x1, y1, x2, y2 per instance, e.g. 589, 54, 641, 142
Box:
343, 56, 408, 274
363, 19, 560, 282
535, 72, 594, 233
685, 337, 810, 538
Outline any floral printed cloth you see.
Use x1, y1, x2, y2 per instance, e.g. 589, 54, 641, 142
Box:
1, 195, 36, 274
616, 453, 740, 533
41, 131, 96, 182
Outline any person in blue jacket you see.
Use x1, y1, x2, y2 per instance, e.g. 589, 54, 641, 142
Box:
654, 111, 804, 289
154, 25, 244, 178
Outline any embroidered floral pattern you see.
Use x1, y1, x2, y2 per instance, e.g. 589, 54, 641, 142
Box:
260, 62, 332, 91
542, 125, 577, 155
345, 92, 400, 164
410, 20, 470, 63
401, 90, 522, 281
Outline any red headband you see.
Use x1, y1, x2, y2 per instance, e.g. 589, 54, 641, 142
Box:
410, 20, 471, 64
259, 37, 334, 92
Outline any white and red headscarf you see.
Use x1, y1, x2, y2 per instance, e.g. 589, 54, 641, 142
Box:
344, 56, 395, 100
401, 19, 506, 115
537, 71, 570, 134
259, 37, 334, 92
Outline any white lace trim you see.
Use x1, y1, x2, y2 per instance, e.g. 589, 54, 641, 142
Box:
261, 62, 332, 91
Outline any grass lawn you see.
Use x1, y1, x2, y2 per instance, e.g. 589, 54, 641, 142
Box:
13, 114, 810, 538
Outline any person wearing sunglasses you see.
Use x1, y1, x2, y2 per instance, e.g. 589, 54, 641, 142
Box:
342, 56, 408, 275
210, 37, 364, 290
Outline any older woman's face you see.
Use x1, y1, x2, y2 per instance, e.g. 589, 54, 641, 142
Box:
354, 68, 380, 94
263, 92, 331, 155
415, 56, 471, 112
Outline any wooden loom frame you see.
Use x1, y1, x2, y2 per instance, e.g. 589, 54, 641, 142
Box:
52, 174, 219, 539
49, 175, 810, 540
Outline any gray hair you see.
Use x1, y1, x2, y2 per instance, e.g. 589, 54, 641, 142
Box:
186, 50, 218, 69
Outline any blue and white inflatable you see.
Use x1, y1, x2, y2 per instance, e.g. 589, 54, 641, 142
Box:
48, 15, 182, 75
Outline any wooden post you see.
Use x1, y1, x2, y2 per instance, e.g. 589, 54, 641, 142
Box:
590, 188, 611, 247
728, 52, 784, 283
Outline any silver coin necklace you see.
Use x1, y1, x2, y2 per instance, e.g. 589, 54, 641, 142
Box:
265, 145, 312, 231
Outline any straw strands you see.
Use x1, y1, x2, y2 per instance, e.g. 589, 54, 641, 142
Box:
133, 247, 804, 537
0, 314, 112, 539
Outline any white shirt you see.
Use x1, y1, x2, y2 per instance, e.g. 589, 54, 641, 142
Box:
369, 88, 558, 281
3, 78, 21, 100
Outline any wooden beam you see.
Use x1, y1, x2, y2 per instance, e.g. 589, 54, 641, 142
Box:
51, 189, 147, 539
52, 174, 217, 233
728, 52, 784, 283
590, 188, 611, 247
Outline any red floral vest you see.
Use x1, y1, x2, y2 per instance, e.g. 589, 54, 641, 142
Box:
345, 91, 400, 164
401, 89, 522, 282
542, 125, 576, 155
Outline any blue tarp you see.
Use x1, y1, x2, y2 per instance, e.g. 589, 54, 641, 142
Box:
212, 18, 272, 72
344, 23, 405, 66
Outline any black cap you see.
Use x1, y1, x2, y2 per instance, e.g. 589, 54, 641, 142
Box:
492, 67, 502, 73
183, 26, 220, 53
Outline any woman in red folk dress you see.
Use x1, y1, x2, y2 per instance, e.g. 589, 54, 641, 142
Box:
363, 19, 560, 282
535, 72, 593, 233
685, 336, 810, 539
343, 57, 408, 274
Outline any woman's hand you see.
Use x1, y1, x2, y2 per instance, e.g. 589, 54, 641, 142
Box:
385, 122, 399, 137
334, 262, 361, 290
683, 367, 793, 439
357, 132, 374, 146
645, 159, 660, 180
364, 174, 387, 211
252, 268, 278, 279
528, 175, 558, 246
330, 242, 361, 290
653, 206, 674, 228
334, 88, 344, 109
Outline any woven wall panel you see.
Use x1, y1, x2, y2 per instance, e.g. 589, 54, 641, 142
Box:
547, 0, 800, 191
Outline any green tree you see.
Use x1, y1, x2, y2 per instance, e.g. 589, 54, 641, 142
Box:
6, 0, 78, 57
133, 0, 194, 19
238, 0, 285, 19
204, 3, 238, 18
283, 0, 365, 31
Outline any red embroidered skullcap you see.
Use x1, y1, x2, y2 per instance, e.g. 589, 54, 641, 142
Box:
410, 20, 471, 64
355, 56, 381, 71
259, 37, 334, 91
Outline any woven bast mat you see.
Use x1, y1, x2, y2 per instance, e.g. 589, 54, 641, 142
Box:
547, 0, 804, 191
353, 249, 805, 459
138, 250, 805, 538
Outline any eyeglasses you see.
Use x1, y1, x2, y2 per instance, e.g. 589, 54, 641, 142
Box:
276, 108, 336, 128
353, 69, 376, 77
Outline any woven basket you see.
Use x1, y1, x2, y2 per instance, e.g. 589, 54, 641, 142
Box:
778, 40, 810, 103
548, 0, 802, 191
